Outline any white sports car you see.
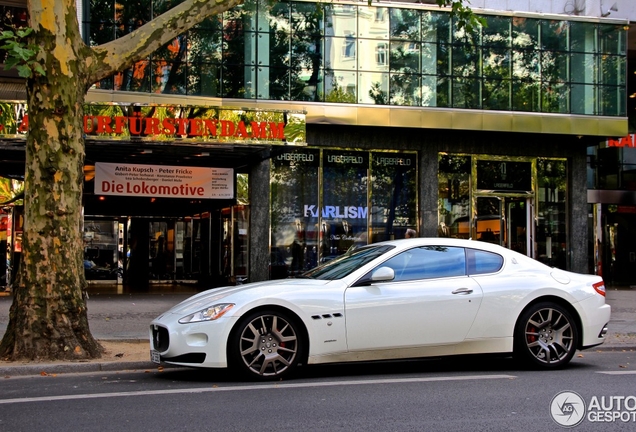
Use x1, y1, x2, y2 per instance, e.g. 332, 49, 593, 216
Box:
149, 238, 610, 380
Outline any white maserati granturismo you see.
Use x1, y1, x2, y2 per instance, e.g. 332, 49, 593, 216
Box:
150, 238, 610, 380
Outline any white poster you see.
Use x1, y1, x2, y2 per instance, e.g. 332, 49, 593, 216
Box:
94, 163, 234, 199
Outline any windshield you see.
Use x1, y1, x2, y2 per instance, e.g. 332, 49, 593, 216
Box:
301, 245, 394, 280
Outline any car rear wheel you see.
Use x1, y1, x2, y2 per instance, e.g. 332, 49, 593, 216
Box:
514, 302, 578, 369
230, 310, 302, 380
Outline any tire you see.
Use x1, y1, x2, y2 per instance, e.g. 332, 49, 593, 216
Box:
229, 310, 303, 380
514, 302, 578, 369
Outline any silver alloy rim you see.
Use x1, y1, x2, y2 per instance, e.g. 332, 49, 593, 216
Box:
524, 307, 574, 364
238, 314, 299, 376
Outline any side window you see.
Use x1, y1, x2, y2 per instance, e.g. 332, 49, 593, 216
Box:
466, 248, 504, 275
380, 246, 466, 281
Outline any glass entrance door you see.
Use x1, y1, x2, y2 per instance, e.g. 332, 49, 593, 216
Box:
475, 196, 534, 257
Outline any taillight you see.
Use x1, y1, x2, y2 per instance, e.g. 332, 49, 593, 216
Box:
593, 281, 606, 297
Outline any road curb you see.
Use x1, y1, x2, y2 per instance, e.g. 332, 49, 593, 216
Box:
0, 361, 159, 377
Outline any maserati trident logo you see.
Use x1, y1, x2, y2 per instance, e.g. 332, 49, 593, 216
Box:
550, 391, 586, 427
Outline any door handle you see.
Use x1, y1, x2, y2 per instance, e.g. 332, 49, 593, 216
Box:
452, 288, 473, 295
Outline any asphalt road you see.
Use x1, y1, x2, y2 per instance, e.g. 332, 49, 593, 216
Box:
0, 350, 635, 432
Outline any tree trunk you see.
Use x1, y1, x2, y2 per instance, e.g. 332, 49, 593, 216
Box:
0, 0, 101, 360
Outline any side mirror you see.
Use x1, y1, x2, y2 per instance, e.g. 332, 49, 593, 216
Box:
370, 266, 395, 282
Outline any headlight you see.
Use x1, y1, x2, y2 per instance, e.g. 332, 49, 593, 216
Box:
178, 303, 234, 323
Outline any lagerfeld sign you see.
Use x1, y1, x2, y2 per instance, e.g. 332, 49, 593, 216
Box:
94, 162, 234, 199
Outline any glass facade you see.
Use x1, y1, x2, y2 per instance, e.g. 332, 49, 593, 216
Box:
270, 148, 417, 278
438, 154, 567, 269
85, 1, 627, 116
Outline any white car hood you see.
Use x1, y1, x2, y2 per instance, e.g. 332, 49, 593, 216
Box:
161, 278, 331, 316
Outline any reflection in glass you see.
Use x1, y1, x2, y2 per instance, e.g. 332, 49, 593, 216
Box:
270, 149, 320, 277
85, 1, 627, 116
371, 153, 417, 243
537, 159, 567, 269
438, 154, 470, 239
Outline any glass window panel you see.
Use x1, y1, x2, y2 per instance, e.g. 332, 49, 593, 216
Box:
291, 66, 323, 102
467, 249, 503, 275
482, 79, 510, 110
114, 0, 151, 38
390, 8, 420, 40
452, 77, 481, 109
422, 11, 450, 43
571, 84, 596, 115
358, 71, 388, 104
598, 24, 626, 55
358, 39, 388, 72
482, 47, 510, 80
151, 60, 186, 95
570, 21, 596, 53
221, 64, 249, 98
371, 152, 417, 243
540, 20, 569, 51
421, 42, 438, 75
270, 148, 320, 275
226, 4, 256, 32
512, 17, 539, 49
323, 4, 356, 37
86, 0, 115, 43
383, 246, 466, 281
438, 154, 471, 239
599, 54, 626, 86
116, 62, 151, 92
421, 75, 439, 107
435, 42, 451, 76
389, 41, 420, 73
512, 80, 540, 112
541, 82, 569, 113
541, 51, 568, 83
291, 2, 324, 100
389, 74, 421, 106
477, 160, 532, 191
358, 6, 389, 39
322, 150, 369, 259
187, 63, 221, 97
258, 32, 290, 68
435, 76, 451, 107
258, 66, 290, 100
536, 159, 567, 269
324, 70, 357, 103
152, 36, 187, 63
571, 53, 596, 84
482, 15, 510, 48
452, 44, 480, 78
599, 85, 626, 116
193, 13, 224, 31
187, 29, 223, 63
512, 49, 539, 80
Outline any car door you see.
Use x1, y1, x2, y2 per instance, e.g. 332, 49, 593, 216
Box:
344, 246, 483, 351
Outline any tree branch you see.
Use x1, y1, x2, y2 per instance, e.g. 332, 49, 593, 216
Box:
86, 0, 244, 84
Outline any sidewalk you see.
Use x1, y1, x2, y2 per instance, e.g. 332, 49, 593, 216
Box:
0, 285, 634, 376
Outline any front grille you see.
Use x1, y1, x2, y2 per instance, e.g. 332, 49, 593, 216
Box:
151, 325, 170, 352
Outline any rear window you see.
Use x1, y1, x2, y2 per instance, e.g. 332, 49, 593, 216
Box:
466, 248, 503, 275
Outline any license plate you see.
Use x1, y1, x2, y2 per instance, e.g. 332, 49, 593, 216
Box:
150, 350, 161, 364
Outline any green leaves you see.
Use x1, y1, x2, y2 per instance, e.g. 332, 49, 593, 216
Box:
0, 27, 45, 78
437, 0, 486, 32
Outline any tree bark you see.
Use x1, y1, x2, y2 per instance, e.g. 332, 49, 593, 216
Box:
0, 0, 246, 361
0, 0, 101, 360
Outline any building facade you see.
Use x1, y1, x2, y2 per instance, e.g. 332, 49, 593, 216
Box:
0, 0, 634, 290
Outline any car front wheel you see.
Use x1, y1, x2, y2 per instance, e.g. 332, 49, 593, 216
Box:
515, 302, 578, 369
229, 310, 302, 380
